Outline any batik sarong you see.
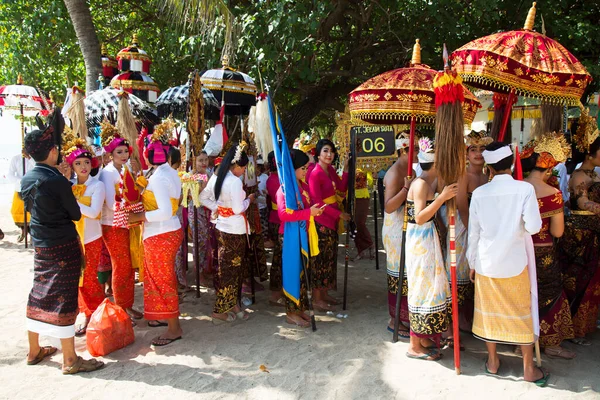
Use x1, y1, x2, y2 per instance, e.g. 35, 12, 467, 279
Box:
354, 197, 374, 254
382, 208, 409, 324
473, 267, 534, 345
27, 239, 82, 338
188, 204, 217, 276
405, 212, 450, 339
214, 231, 247, 314
144, 229, 184, 320
78, 238, 105, 317
174, 206, 187, 286
269, 222, 282, 291
559, 212, 600, 338
102, 225, 135, 310
534, 245, 575, 347
311, 223, 338, 290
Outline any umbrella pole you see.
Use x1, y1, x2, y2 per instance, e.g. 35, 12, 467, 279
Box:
498, 89, 515, 143
342, 220, 350, 310
393, 116, 415, 343
373, 189, 379, 270
449, 200, 461, 375
20, 103, 28, 249
193, 205, 200, 298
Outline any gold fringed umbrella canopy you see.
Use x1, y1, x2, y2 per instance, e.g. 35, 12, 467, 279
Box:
349, 40, 480, 125
450, 2, 592, 105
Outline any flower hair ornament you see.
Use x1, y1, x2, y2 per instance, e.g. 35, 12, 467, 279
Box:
417, 137, 435, 163
465, 130, 493, 148
231, 141, 248, 164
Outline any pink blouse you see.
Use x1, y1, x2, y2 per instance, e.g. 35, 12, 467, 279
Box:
308, 164, 348, 231
276, 181, 311, 235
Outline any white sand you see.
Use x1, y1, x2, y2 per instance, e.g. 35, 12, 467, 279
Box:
0, 201, 599, 400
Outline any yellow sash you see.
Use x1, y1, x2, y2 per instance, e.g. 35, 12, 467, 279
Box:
271, 201, 278, 211
141, 190, 179, 216
323, 194, 346, 234
308, 216, 320, 257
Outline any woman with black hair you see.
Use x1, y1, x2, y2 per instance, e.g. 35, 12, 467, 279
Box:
558, 118, 600, 346
307, 138, 350, 311
207, 142, 256, 324
522, 133, 575, 359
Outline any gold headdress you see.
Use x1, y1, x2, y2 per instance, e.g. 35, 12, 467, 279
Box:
465, 130, 493, 148
574, 105, 599, 153
231, 141, 248, 164
298, 134, 318, 155
62, 127, 94, 164
521, 132, 571, 169
100, 119, 127, 152
151, 117, 176, 144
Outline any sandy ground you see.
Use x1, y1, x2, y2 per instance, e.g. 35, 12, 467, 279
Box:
0, 191, 599, 400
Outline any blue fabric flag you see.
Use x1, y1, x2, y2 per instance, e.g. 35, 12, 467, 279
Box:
267, 95, 309, 305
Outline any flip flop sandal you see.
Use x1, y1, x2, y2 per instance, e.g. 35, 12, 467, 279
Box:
444, 338, 466, 351
212, 312, 236, 325
127, 309, 144, 320
62, 356, 105, 374
27, 346, 57, 365
544, 347, 576, 359
570, 338, 591, 346
533, 368, 550, 387
405, 351, 442, 361
148, 321, 169, 328
75, 324, 88, 337
286, 316, 310, 328
269, 298, 286, 307
485, 360, 501, 375
386, 326, 410, 338
151, 336, 182, 347
236, 311, 250, 321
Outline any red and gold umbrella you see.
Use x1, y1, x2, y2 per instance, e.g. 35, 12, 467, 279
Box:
450, 2, 592, 140
349, 40, 480, 125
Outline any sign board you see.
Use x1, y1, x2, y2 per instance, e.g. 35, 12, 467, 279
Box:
351, 125, 396, 158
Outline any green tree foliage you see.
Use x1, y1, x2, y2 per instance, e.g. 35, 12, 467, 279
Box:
1, 0, 598, 140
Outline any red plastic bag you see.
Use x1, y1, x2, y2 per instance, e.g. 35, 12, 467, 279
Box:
86, 298, 134, 356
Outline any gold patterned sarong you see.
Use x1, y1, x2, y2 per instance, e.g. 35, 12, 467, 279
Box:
473, 267, 534, 345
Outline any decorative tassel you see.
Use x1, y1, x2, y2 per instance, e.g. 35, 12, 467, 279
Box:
65, 86, 88, 142
116, 91, 141, 166
433, 70, 466, 185
250, 95, 274, 158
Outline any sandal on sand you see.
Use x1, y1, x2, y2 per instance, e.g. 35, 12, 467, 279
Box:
148, 321, 168, 328
286, 316, 310, 328
544, 347, 576, 359
62, 356, 105, 374
27, 346, 57, 365
532, 367, 550, 387
269, 297, 286, 308
212, 312, 236, 325
485, 360, 501, 375
570, 338, 591, 346
236, 311, 250, 321
75, 324, 88, 337
386, 326, 410, 338
126, 308, 144, 320
151, 336, 182, 347
406, 351, 442, 361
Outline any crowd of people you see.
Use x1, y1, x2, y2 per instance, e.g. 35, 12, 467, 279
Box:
8, 107, 600, 385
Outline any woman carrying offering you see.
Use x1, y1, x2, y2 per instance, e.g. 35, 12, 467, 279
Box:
63, 136, 106, 336
203, 143, 256, 324
129, 129, 184, 346
98, 122, 142, 320
308, 139, 350, 311
522, 133, 575, 359
276, 149, 324, 327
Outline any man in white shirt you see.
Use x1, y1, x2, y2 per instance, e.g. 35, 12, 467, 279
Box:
468, 142, 548, 386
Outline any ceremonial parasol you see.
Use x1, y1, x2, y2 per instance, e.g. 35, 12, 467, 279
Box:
450, 2, 592, 141
155, 82, 220, 120
84, 86, 158, 128
0, 73, 52, 248
349, 40, 480, 346
200, 55, 257, 116
101, 44, 119, 88
111, 34, 160, 103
